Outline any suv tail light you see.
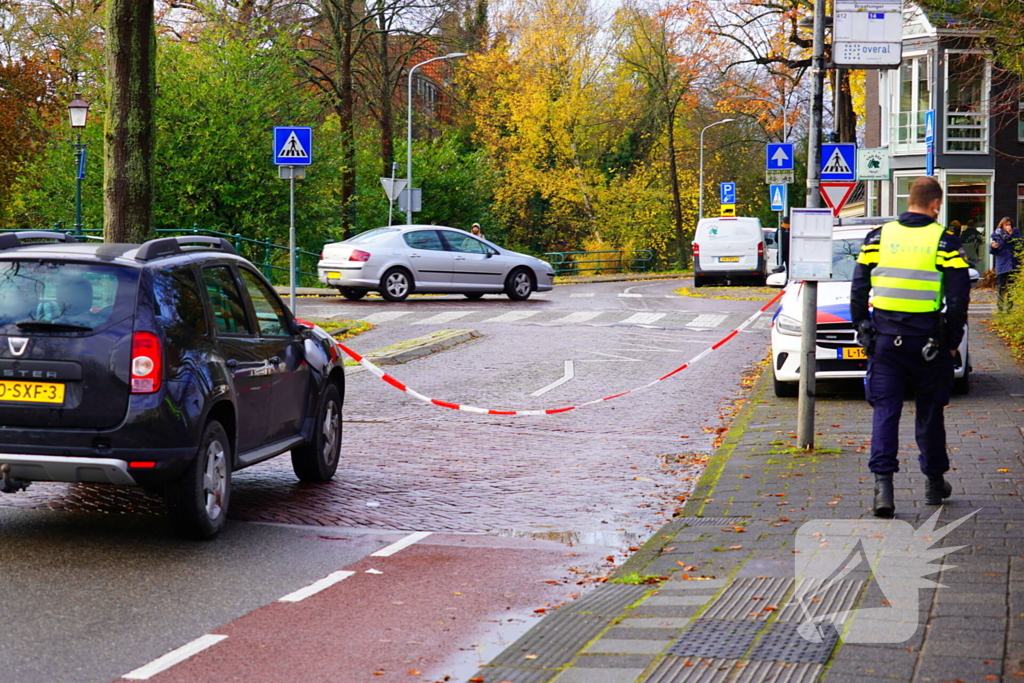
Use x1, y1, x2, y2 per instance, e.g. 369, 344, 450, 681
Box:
349, 250, 371, 262
693, 243, 700, 259
131, 331, 162, 394
757, 242, 764, 258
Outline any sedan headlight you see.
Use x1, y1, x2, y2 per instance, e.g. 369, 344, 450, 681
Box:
775, 314, 802, 336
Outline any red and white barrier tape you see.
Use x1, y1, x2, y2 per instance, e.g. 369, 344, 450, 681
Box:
336, 290, 783, 416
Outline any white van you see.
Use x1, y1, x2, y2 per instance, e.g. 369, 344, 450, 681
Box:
692, 216, 767, 287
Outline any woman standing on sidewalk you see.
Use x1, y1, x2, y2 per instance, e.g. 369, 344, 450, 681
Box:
990, 216, 1020, 310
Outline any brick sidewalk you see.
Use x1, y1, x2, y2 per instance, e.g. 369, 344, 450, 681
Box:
471, 308, 1024, 683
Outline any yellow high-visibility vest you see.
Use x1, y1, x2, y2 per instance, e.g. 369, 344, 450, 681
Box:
869, 221, 945, 313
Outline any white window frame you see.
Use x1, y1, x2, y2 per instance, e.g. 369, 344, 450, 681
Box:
888, 52, 932, 156
943, 50, 991, 155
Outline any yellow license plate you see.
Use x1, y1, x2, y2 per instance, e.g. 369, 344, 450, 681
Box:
326, 271, 341, 279
719, 257, 740, 262
840, 347, 867, 360
0, 380, 65, 404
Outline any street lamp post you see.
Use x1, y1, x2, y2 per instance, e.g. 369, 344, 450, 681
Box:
406, 52, 467, 225
68, 93, 90, 236
698, 118, 736, 221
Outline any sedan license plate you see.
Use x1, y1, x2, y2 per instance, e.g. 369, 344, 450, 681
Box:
719, 257, 740, 262
325, 271, 341, 280
839, 347, 867, 360
0, 380, 65, 404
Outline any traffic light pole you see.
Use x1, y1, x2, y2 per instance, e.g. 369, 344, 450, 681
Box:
797, 0, 828, 450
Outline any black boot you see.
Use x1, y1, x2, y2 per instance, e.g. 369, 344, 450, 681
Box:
925, 474, 952, 505
873, 472, 895, 518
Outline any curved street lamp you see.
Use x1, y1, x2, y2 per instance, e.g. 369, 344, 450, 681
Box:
698, 118, 736, 221
406, 52, 467, 225
67, 93, 90, 236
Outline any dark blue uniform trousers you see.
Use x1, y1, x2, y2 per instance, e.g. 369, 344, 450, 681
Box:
865, 334, 954, 476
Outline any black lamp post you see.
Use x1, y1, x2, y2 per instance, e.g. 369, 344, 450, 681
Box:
68, 93, 90, 236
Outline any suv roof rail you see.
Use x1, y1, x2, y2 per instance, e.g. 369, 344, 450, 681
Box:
0, 231, 79, 250
834, 216, 897, 226
134, 236, 237, 261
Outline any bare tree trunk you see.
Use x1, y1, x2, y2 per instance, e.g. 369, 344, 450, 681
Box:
666, 103, 684, 268
104, 0, 155, 243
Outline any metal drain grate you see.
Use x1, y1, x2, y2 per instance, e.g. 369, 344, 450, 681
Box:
699, 578, 793, 620
642, 657, 737, 683
559, 584, 651, 616
464, 667, 558, 683
666, 620, 762, 659
678, 517, 752, 527
748, 621, 840, 664
488, 611, 610, 669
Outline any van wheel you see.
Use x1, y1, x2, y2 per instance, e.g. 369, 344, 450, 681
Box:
380, 268, 412, 302
773, 375, 798, 398
164, 420, 231, 539
693, 275, 706, 288
292, 383, 342, 482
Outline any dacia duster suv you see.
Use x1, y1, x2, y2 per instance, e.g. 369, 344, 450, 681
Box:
0, 232, 346, 538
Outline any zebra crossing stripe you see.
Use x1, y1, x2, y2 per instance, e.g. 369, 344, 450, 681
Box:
334, 289, 783, 416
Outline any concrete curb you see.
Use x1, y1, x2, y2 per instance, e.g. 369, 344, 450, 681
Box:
344, 329, 480, 374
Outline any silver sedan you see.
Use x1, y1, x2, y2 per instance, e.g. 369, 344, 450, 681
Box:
316, 225, 556, 302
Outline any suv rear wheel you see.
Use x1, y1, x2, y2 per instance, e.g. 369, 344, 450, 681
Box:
164, 420, 231, 539
292, 382, 342, 482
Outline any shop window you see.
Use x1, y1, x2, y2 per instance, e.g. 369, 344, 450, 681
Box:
1017, 185, 1024, 230
946, 174, 991, 269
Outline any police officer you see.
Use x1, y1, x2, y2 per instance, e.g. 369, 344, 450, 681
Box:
850, 176, 971, 518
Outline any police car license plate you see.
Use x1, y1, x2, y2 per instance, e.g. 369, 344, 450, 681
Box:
839, 347, 867, 360
326, 271, 341, 280
0, 380, 65, 404
719, 257, 739, 262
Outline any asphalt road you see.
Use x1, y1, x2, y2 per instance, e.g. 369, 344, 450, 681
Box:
0, 278, 773, 683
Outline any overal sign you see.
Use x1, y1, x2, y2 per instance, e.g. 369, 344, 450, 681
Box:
770, 184, 787, 213
720, 182, 736, 205
766, 143, 794, 171
857, 149, 890, 181
820, 143, 856, 181
833, 0, 902, 68
273, 126, 313, 166
820, 182, 857, 216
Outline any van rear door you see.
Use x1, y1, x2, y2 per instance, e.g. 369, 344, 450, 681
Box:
699, 218, 762, 271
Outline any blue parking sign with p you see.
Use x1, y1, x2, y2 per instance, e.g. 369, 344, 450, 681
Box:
720, 182, 736, 205
274, 127, 313, 166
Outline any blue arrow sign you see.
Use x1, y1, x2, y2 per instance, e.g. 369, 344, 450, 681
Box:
274, 127, 313, 166
820, 143, 856, 181
720, 182, 736, 205
766, 143, 794, 171
769, 184, 787, 212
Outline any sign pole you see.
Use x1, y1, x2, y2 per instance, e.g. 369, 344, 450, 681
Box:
289, 168, 296, 313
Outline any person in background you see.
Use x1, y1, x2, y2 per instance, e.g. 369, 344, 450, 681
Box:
471, 223, 485, 239
777, 216, 791, 271
990, 216, 1021, 311
960, 219, 984, 266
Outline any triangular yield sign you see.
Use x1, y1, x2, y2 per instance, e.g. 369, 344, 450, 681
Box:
820, 182, 857, 216
278, 131, 309, 159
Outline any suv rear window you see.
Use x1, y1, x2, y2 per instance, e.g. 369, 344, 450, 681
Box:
705, 222, 758, 239
0, 260, 137, 332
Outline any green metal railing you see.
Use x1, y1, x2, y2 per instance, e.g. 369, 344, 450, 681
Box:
11, 223, 323, 287
542, 249, 654, 277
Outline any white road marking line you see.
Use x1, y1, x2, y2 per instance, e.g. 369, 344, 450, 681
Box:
618, 312, 667, 325
481, 310, 539, 323
579, 351, 643, 362
752, 317, 772, 329
570, 293, 595, 298
278, 570, 356, 603
411, 311, 473, 325
122, 634, 228, 680
687, 314, 728, 328
370, 531, 432, 557
550, 311, 603, 324
531, 360, 575, 396
618, 293, 643, 298
359, 311, 409, 324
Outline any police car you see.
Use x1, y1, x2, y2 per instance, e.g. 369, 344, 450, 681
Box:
767, 219, 973, 398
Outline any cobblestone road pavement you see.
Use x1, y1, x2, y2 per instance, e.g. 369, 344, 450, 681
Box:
470, 298, 1024, 683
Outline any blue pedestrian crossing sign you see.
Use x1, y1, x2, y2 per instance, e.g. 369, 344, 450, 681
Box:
820, 143, 856, 181
274, 127, 313, 166
766, 143, 794, 171
720, 182, 736, 205
769, 184, 787, 212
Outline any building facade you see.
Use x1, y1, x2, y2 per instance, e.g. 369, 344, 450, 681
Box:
864, 6, 1024, 271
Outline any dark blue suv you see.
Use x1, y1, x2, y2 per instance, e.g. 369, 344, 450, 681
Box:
0, 232, 346, 538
